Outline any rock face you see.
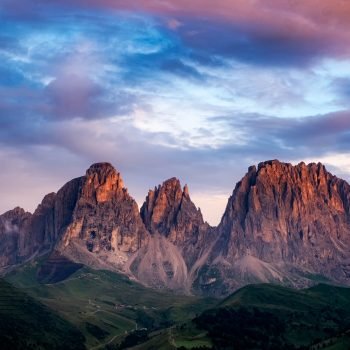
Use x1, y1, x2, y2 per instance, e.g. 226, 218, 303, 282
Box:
130, 178, 211, 291
194, 160, 350, 296
0, 194, 57, 271
0, 163, 149, 276
3, 159, 350, 297
0, 207, 32, 269
58, 162, 149, 270
141, 178, 210, 265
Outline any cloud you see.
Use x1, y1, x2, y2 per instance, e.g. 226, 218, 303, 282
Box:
3, 220, 19, 234
210, 110, 350, 158
330, 78, 350, 106
44, 73, 136, 120
2, 0, 350, 225
2, 108, 350, 225
2, 0, 350, 66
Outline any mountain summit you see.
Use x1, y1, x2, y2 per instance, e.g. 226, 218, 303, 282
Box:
1, 160, 350, 296
194, 160, 350, 295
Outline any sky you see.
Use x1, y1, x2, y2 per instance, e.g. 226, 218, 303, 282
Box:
1, 0, 350, 225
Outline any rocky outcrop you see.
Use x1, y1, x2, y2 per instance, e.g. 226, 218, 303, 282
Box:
0, 207, 32, 269
0, 193, 58, 272
141, 178, 210, 259
129, 178, 212, 292
194, 160, 350, 296
58, 162, 149, 270
0, 163, 149, 276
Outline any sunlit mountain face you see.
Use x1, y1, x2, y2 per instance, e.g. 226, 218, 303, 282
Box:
1, 0, 350, 224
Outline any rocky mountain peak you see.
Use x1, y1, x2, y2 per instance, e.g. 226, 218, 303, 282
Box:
86, 162, 119, 179
197, 159, 350, 296
132, 178, 211, 291
57, 163, 149, 269
3, 159, 350, 296
140, 177, 211, 273
141, 177, 202, 238
83, 162, 125, 203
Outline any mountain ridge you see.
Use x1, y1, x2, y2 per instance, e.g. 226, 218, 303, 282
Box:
1, 159, 350, 296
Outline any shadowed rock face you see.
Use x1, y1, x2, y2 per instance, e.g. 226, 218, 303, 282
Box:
133, 178, 212, 291
141, 178, 210, 250
0, 193, 58, 270
0, 207, 32, 269
194, 160, 350, 296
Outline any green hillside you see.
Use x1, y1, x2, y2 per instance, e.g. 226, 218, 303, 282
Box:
6, 259, 215, 349
127, 283, 350, 350
6, 258, 350, 350
192, 283, 350, 350
0, 278, 85, 350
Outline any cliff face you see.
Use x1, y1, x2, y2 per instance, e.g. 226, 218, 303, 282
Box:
221, 161, 350, 261
0, 193, 58, 271
141, 178, 210, 254
0, 207, 32, 269
194, 160, 350, 296
0, 163, 149, 276
56, 163, 149, 271
129, 178, 211, 291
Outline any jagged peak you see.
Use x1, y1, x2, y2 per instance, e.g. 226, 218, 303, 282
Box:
41, 192, 56, 204
85, 162, 123, 184
183, 184, 189, 197
32, 193, 56, 216
86, 162, 117, 176
256, 159, 327, 173
161, 177, 181, 189
1, 206, 28, 217
151, 177, 191, 200
82, 162, 126, 202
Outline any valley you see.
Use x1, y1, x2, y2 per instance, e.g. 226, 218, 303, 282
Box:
4, 261, 350, 349
5, 258, 216, 349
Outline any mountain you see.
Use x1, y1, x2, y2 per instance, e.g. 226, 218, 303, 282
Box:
0, 192, 56, 270
0, 163, 149, 278
194, 160, 350, 296
56, 162, 149, 271
131, 177, 212, 291
2, 159, 350, 296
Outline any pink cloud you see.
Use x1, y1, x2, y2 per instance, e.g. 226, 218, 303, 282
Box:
3, 0, 349, 62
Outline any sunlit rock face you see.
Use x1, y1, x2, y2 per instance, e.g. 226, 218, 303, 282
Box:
194, 160, 350, 296
57, 163, 149, 270
0, 163, 149, 275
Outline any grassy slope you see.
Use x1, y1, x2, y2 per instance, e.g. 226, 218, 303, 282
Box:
0, 278, 85, 350
5, 260, 216, 349
134, 283, 350, 350
193, 283, 350, 349
7, 258, 350, 350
